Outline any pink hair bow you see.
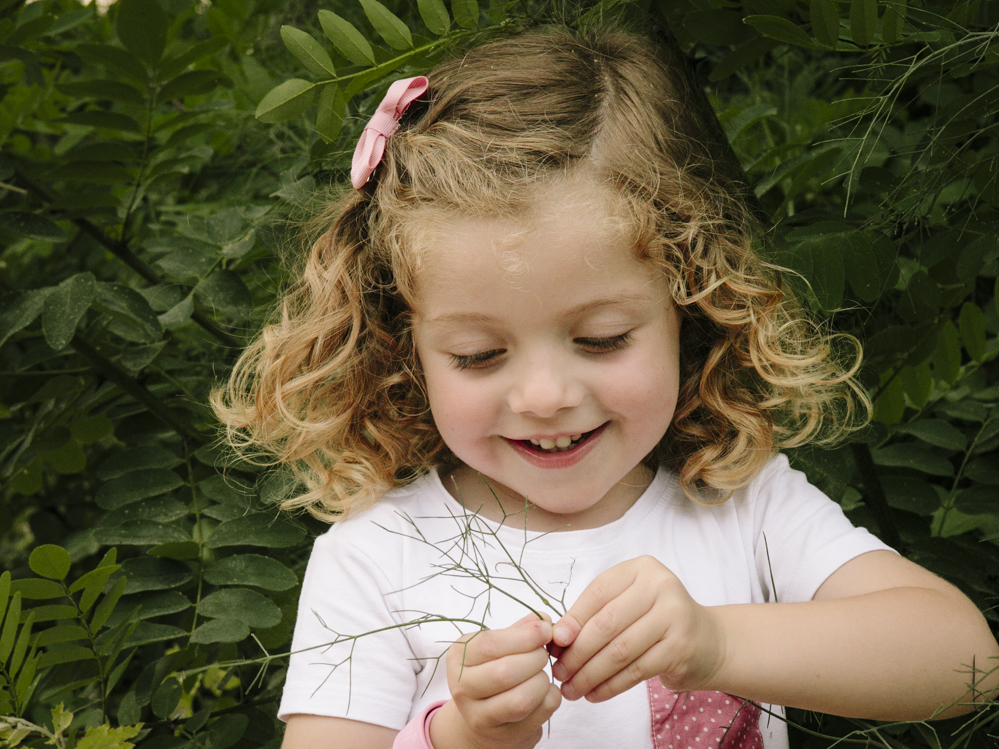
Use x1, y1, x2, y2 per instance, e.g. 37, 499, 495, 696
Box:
350, 76, 429, 189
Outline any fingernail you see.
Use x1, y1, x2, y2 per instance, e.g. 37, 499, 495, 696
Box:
562, 683, 578, 700
551, 662, 566, 681
553, 623, 569, 643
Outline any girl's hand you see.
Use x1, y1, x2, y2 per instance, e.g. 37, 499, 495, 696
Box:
430, 614, 562, 749
550, 556, 725, 703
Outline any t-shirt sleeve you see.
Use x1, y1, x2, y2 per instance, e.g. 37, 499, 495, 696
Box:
751, 454, 896, 604
277, 523, 418, 729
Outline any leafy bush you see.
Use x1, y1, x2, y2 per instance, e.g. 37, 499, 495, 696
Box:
0, 0, 997, 746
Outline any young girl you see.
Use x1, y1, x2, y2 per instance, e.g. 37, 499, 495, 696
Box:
215, 25, 998, 749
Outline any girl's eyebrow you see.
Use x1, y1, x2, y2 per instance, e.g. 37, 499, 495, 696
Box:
424, 292, 652, 327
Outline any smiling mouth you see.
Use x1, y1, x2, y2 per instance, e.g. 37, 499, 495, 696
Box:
521, 428, 598, 454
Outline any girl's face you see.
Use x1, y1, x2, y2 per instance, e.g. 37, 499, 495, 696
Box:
411, 186, 681, 532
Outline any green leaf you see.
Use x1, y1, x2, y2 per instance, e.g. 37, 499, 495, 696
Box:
93, 282, 163, 343
116, 0, 168, 64
95, 469, 184, 510
956, 235, 998, 282
897, 360, 932, 409
190, 617, 249, 644
222, 229, 257, 259
118, 557, 192, 595
152, 677, 182, 718
965, 457, 999, 484
709, 37, 779, 82
124, 621, 185, 647
255, 79, 317, 123
208, 714, 249, 749
317, 84, 347, 144
9, 578, 65, 600
147, 541, 200, 560
204, 555, 298, 591
281, 26, 336, 77
205, 515, 306, 549
744, 15, 816, 48
55, 78, 145, 104
881, 0, 905, 44
94, 522, 190, 547
882, 476, 939, 515
34, 624, 89, 647
684, 9, 757, 47
0, 211, 66, 242
76, 723, 142, 749
98, 447, 182, 480
850, 0, 877, 47
0, 288, 55, 350
452, 0, 478, 29
897, 271, 939, 322
418, 0, 450, 36
158, 70, 232, 101
57, 110, 142, 132
810, 0, 839, 46
37, 645, 95, 668
199, 588, 281, 628
932, 320, 961, 385
28, 545, 72, 581
75, 43, 148, 86
954, 486, 996, 515
959, 302, 986, 362
73, 566, 121, 614
895, 419, 967, 451
90, 576, 128, 631
808, 237, 845, 311
873, 443, 954, 476
360, 0, 413, 49
194, 270, 253, 321
159, 36, 228, 79
0, 592, 21, 663
19, 605, 76, 623
318, 11, 376, 66
158, 292, 194, 329
9, 610, 34, 678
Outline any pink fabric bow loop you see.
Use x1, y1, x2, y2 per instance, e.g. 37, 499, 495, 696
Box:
350, 76, 429, 189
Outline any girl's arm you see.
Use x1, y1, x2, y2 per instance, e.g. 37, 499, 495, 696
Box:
281, 715, 397, 749
712, 549, 999, 719
551, 551, 999, 721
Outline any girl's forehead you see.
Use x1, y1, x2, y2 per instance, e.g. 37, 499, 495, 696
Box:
409, 177, 637, 283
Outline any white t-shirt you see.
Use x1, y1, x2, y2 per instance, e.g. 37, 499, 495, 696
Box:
279, 455, 893, 748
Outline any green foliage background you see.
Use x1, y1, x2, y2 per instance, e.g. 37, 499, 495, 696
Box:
0, 0, 997, 746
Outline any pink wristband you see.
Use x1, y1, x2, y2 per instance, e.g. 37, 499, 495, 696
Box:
392, 700, 447, 748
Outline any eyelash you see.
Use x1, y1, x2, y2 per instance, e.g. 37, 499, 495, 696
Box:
449, 332, 633, 370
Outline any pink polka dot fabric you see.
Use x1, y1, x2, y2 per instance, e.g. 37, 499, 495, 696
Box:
646, 680, 763, 749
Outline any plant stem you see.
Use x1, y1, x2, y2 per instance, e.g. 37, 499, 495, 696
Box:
70, 334, 206, 444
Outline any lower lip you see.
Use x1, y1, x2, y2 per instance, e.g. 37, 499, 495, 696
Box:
505, 424, 607, 469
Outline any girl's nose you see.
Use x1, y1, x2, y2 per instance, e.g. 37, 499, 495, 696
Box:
507, 358, 583, 417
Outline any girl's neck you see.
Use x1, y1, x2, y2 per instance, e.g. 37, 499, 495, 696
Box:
438, 463, 656, 533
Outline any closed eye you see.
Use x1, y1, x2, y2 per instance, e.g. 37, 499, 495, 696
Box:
450, 349, 505, 370
575, 332, 633, 353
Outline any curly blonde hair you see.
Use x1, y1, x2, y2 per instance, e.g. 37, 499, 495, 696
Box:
213, 25, 868, 521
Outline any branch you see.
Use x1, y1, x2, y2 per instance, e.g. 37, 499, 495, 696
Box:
850, 442, 902, 550
70, 334, 207, 444
12, 166, 242, 349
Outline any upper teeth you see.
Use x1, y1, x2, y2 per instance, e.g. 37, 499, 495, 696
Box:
529, 434, 584, 451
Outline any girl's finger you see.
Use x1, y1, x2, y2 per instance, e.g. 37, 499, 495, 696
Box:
453, 617, 553, 668
453, 647, 552, 700
553, 566, 638, 647
552, 583, 653, 684
558, 617, 661, 701
575, 635, 672, 703
471, 670, 559, 727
